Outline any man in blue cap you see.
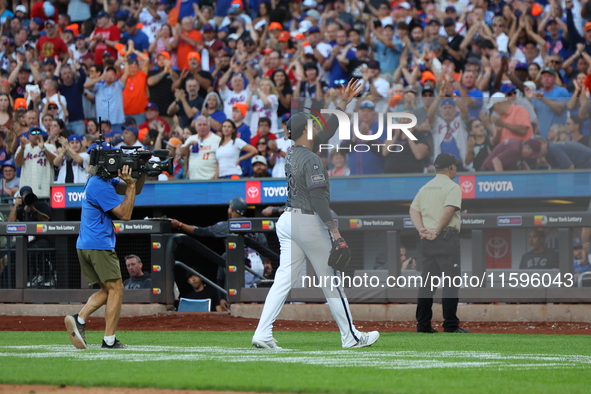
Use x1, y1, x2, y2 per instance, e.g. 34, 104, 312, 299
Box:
1, 160, 19, 197
121, 17, 150, 52
115, 125, 142, 149
54, 134, 89, 183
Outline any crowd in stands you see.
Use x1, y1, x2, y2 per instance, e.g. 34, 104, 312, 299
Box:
1, 0, 591, 197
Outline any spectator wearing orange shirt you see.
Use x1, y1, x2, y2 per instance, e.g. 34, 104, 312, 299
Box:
485, 92, 534, 147
123, 52, 150, 125
176, 17, 203, 71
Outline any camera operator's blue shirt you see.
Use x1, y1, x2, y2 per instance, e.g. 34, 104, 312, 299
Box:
76, 176, 122, 251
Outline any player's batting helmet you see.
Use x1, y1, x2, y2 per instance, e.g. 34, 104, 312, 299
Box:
287, 112, 310, 141
229, 196, 248, 216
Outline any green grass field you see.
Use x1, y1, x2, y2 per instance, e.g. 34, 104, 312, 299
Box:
0, 331, 589, 394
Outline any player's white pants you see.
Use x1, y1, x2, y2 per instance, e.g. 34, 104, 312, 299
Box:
253, 210, 362, 347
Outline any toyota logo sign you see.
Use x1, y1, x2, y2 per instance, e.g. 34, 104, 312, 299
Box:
53, 192, 64, 203
247, 186, 259, 199
486, 237, 508, 259
461, 180, 474, 193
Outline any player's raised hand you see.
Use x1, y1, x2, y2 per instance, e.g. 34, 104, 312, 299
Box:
342, 78, 363, 97
337, 79, 363, 108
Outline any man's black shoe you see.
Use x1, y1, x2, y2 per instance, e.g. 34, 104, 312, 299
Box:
101, 339, 127, 349
445, 327, 470, 333
418, 328, 439, 333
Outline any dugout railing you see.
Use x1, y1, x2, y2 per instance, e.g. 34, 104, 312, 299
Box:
0, 221, 273, 311
2, 214, 589, 308
226, 212, 591, 305
0, 220, 174, 307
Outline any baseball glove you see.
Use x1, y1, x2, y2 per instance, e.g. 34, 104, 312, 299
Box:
328, 238, 351, 271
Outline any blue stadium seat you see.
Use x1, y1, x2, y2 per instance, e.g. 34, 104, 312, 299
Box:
178, 298, 211, 312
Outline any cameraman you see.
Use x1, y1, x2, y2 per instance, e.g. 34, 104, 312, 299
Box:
64, 160, 146, 350
7, 186, 51, 222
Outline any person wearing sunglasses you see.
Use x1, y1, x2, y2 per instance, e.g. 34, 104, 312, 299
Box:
485, 90, 534, 147
14, 125, 58, 198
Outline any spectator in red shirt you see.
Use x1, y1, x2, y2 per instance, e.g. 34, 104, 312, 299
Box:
89, 11, 121, 65
36, 20, 68, 61
139, 103, 171, 134
250, 117, 277, 147
30, 1, 59, 24
264, 50, 296, 84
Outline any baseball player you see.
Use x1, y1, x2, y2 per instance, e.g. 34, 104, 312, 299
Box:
252, 79, 380, 349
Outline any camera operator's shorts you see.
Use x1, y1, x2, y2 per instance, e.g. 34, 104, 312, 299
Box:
77, 249, 122, 286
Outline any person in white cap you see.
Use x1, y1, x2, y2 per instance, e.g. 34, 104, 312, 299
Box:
484, 92, 534, 146
251, 155, 271, 178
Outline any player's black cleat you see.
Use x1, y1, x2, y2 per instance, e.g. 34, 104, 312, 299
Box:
101, 339, 128, 349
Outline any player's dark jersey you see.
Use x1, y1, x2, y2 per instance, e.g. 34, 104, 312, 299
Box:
193, 220, 267, 245
519, 249, 559, 269
285, 145, 330, 211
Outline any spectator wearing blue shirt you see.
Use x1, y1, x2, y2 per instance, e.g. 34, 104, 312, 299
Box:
59, 63, 87, 136
339, 100, 384, 175
66, 161, 146, 350
566, 5, 591, 57
121, 17, 150, 53
367, 23, 403, 74
179, 0, 200, 19
84, 66, 126, 134
540, 138, 591, 169
454, 70, 483, 119
323, 28, 356, 88
531, 67, 569, 138
0, 7, 14, 25
215, 0, 233, 19
543, 17, 571, 61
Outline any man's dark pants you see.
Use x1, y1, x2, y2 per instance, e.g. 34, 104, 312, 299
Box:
416, 232, 461, 332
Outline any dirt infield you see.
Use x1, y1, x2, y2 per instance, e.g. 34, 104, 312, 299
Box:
0, 385, 283, 394
1, 313, 590, 334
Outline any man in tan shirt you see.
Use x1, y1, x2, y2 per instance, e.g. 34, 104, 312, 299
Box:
409, 153, 468, 334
